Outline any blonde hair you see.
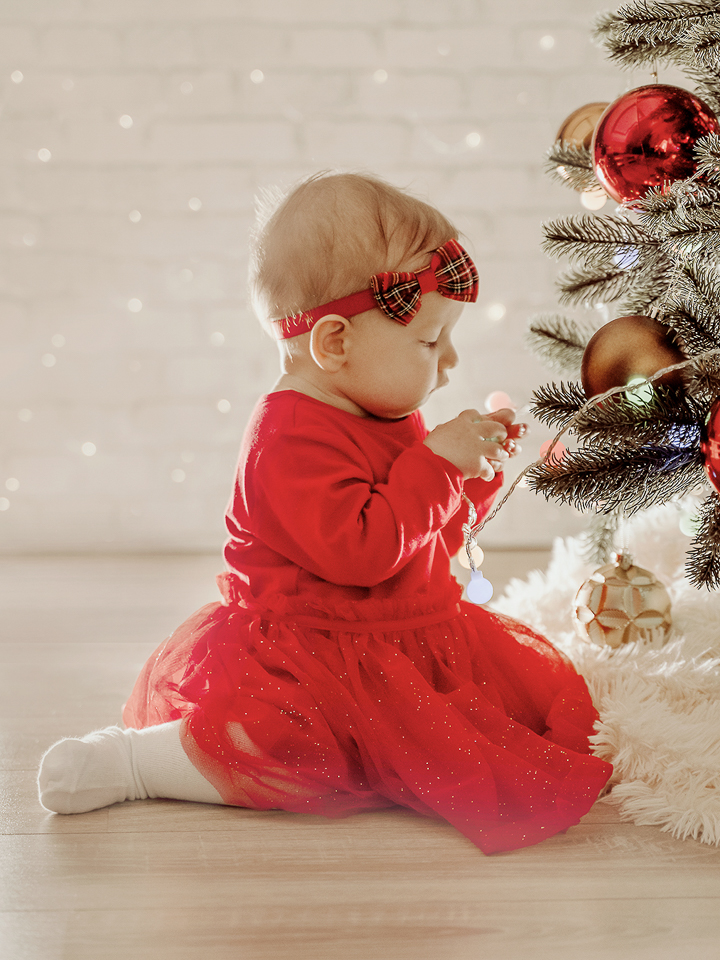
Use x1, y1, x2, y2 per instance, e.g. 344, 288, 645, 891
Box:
249, 172, 457, 333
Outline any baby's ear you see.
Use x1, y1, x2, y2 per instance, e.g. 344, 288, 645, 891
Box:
309, 315, 349, 371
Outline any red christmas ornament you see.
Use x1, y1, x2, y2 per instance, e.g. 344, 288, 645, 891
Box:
701, 399, 720, 495
592, 84, 720, 204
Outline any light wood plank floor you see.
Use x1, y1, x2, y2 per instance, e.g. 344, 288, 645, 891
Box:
2, 552, 719, 960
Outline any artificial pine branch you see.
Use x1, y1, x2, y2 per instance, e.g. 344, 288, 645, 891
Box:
556, 262, 638, 306
686, 492, 720, 588
693, 133, 720, 182
544, 142, 598, 192
529, 380, 588, 428
527, 444, 705, 515
525, 314, 598, 375
684, 12, 720, 70
572, 388, 705, 449
542, 214, 658, 267
594, 0, 719, 69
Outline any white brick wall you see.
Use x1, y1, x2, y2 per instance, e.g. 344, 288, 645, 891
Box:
0, 0, 669, 553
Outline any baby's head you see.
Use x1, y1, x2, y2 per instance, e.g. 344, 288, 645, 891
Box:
249, 171, 458, 336
249, 172, 476, 419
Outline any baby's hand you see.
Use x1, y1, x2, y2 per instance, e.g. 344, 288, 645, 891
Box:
424, 408, 526, 481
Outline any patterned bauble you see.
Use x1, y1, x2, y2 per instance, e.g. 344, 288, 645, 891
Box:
574, 553, 672, 648
701, 397, 720, 495
557, 102, 610, 150
580, 315, 685, 400
592, 84, 720, 204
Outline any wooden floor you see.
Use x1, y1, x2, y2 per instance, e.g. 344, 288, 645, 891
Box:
2, 552, 720, 960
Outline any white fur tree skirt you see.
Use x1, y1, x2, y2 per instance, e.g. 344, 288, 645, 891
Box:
491, 502, 720, 846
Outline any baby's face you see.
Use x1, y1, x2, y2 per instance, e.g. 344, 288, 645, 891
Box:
340, 291, 463, 419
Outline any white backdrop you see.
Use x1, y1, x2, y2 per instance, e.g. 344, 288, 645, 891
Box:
0, 0, 659, 553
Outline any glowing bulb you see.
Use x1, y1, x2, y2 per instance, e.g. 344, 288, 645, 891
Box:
81, 442, 96, 456
171, 469, 186, 483
119, 115, 133, 128
466, 131, 482, 148
180, 81, 193, 95
540, 35, 555, 50
41, 353, 56, 367
23, 234, 35, 246
188, 197, 202, 211
18, 409, 32, 422
11, 70, 23, 83
210, 332, 225, 346
5, 478, 19, 492
129, 209, 142, 223
0, 498, 9, 512
37, 148, 51, 162
485, 391, 513, 412
625, 376, 653, 407
373, 69, 388, 83
458, 543, 485, 570
250, 69, 264, 84
466, 569, 494, 604
217, 399, 231, 413
581, 189, 608, 210
51, 334, 65, 348
128, 298, 142, 313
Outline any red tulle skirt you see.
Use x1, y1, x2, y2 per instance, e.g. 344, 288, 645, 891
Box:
123, 576, 611, 854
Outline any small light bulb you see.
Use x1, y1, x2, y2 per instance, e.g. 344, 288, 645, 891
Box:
188, 197, 202, 211
250, 69, 264, 84
5, 478, 19, 492
128, 298, 142, 313
129, 209, 142, 223
171, 468, 186, 483
217, 399, 231, 413
466, 131, 482, 148
373, 69, 388, 84
11, 70, 23, 83
581, 189, 608, 210
81, 442, 97, 456
540, 35, 555, 50
0, 498, 9, 512
119, 114, 133, 128
37, 148, 51, 162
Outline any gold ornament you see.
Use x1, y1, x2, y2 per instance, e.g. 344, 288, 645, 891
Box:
574, 553, 672, 648
557, 102, 610, 149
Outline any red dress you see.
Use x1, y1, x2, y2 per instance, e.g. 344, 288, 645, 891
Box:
124, 391, 611, 854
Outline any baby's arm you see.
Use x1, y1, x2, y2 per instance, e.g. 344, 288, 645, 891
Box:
245, 424, 474, 587
427, 409, 526, 556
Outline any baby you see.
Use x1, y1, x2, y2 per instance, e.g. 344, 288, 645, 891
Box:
38, 172, 611, 854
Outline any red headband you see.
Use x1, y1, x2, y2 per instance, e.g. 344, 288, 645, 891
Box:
271, 238, 479, 340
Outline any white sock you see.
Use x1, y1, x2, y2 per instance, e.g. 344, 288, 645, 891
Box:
38, 719, 224, 814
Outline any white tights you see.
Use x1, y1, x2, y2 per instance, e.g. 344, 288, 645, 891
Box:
37, 720, 224, 814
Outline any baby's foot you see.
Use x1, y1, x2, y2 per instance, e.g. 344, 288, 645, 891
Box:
38, 726, 146, 814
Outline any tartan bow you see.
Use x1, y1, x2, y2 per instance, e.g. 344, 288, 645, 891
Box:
272, 238, 479, 339
369, 238, 479, 325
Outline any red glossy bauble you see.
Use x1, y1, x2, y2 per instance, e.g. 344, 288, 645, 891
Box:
701, 398, 720, 495
581, 315, 685, 399
592, 84, 720, 204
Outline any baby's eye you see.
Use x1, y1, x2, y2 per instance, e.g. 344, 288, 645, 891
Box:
422, 339, 439, 348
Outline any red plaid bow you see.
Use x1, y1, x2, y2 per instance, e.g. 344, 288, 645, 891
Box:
272, 238, 479, 340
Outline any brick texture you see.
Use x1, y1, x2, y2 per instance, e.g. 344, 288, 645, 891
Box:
0, 0, 649, 553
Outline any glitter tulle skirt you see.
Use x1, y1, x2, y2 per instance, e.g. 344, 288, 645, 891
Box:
123, 575, 612, 854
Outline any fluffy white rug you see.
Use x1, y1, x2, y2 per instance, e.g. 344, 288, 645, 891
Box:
492, 501, 720, 845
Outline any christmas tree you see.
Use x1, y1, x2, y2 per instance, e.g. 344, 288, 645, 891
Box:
526, 0, 720, 589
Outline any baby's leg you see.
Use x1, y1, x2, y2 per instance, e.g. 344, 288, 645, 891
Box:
37, 720, 223, 814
